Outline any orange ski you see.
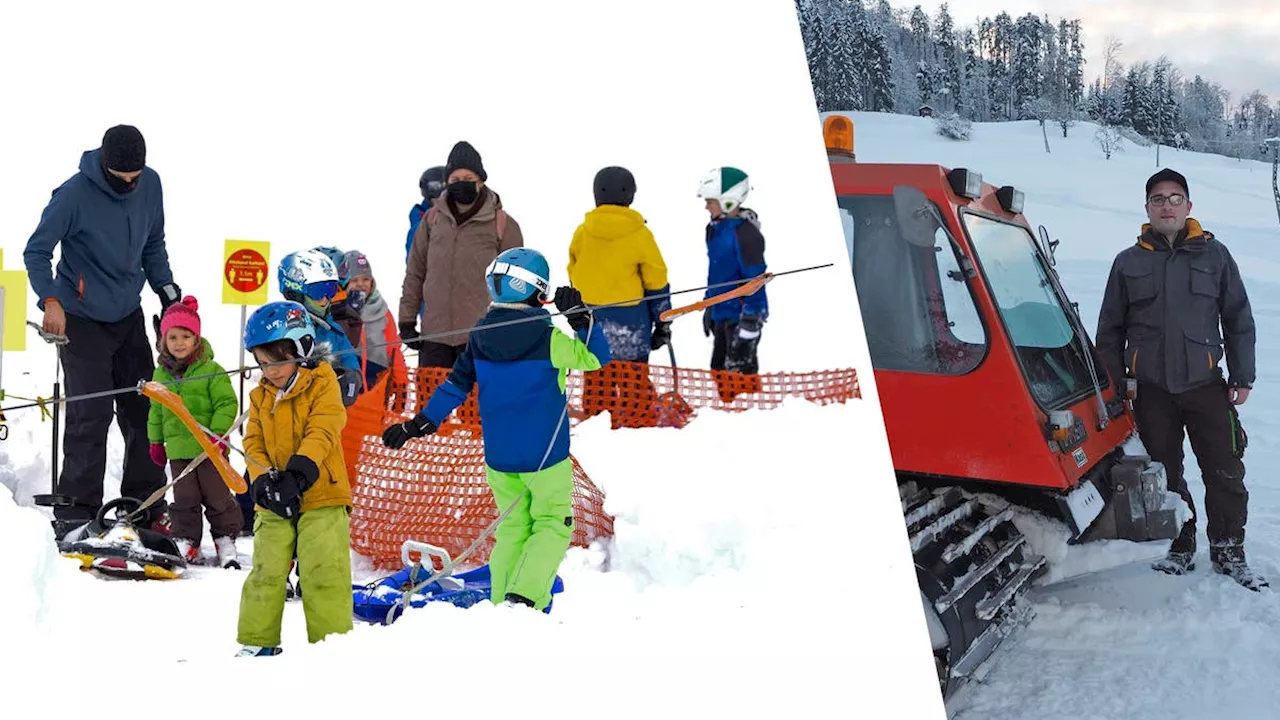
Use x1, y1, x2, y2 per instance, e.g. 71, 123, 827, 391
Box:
659, 273, 775, 322
139, 381, 248, 494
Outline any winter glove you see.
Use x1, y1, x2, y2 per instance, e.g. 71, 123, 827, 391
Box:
725, 316, 763, 375
702, 308, 713, 338
399, 323, 424, 353
650, 321, 672, 351
149, 443, 167, 467
382, 414, 438, 450
335, 367, 362, 407
152, 283, 182, 341
205, 432, 230, 458
255, 456, 320, 519
345, 290, 368, 313
553, 287, 593, 332
330, 300, 360, 324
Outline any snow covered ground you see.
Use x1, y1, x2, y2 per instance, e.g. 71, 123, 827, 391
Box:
0, 2, 946, 718
824, 110, 1280, 718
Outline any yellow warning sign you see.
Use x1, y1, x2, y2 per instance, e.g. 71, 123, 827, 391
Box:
222, 240, 271, 306
0, 270, 28, 352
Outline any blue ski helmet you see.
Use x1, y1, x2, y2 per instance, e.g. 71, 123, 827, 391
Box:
485, 248, 550, 303
278, 249, 341, 303
244, 300, 316, 359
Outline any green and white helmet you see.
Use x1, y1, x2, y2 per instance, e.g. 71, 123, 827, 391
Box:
697, 166, 750, 213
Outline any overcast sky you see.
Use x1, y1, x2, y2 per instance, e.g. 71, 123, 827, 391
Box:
904, 0, 1280, 104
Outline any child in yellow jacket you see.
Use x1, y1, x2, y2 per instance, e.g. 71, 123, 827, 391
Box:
235, 300, 353, 657
568, 166, 671, 426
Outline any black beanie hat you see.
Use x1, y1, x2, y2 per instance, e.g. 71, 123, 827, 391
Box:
445, 141, 486, 182
102, 125, 146, 172
1146, 168, 1189, 198
593, 166, 636, 207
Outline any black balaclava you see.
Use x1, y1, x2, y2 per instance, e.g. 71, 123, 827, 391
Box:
100, 125, 146, 194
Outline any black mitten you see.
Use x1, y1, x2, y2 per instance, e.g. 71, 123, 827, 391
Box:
382, 414, 438, 450
651, 321, 672, 350
554, 287, 592, 332
702, 308, 713, 338
335, 367, 362, 407
726, 315, 763, 375
399, 323, 423, 352
261, 456, 320, 519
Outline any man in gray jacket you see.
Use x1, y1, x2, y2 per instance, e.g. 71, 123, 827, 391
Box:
1096, 168, 1263, 590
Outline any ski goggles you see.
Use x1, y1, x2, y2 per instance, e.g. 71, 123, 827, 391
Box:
302, 280, 341, 302
487, 260, 550, 300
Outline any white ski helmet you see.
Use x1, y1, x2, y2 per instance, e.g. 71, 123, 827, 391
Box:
278, 249, 341, 303
697, 166, 750, 213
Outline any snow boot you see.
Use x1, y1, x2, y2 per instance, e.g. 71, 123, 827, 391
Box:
1210, 543, 1269, 591
214, 536, 240, 569
503, 592, 536, 608
1153, 549, 1196, 575
236, 646, 282, 657
173, 538, 201, 564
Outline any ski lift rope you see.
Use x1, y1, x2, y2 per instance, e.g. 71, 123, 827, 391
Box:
1, 264, 832, 416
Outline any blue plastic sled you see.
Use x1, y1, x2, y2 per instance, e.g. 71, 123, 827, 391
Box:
352, 541, 564, 625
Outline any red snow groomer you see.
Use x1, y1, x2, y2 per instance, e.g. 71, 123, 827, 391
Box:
821, 115, 1183, 706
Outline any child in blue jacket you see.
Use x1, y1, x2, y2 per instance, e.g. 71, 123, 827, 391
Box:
380, 247, 611, 611
696, 166, 768, 375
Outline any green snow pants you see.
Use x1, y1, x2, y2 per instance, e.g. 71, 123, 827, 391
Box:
486, 458, 575, 611
237, 504, 353, 647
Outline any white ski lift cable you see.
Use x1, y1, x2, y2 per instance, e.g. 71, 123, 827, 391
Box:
2, 264, 831, 416
118, 408, 252, 524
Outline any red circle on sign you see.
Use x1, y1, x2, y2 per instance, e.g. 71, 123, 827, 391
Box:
225, 249, 269, 293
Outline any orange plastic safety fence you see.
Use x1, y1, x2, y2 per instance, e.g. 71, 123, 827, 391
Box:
342, 362, 860, 570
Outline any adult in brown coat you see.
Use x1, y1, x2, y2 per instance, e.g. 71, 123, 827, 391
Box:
399, 141, 524, 368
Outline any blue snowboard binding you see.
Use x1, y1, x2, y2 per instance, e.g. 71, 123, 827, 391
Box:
352, 541, 564, 625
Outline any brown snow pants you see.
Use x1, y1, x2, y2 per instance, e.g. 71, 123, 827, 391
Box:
1133, 377, 1249, 552
168, 457, 244, 544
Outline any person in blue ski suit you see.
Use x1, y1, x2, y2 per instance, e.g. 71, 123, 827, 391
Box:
380, 248, 611, 611
696, 166, 768, 375
407, 166, 447, 262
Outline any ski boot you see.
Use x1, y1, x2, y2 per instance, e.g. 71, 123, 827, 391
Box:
172, 538, 201, 564
214, 536, 240, 570
285, 560, 302, 600
1211, 543, 1269, 592
1153, 549, 1196, 575
502, 592, 536, 609
236, 646, 282, 657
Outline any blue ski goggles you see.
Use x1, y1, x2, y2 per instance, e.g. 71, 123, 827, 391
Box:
303, 280, 341, 302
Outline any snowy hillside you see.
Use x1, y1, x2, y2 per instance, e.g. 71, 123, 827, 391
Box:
824, 110, 1280, 719
0, 2, 947, 718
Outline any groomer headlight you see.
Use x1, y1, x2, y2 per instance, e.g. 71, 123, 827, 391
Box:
996, 185, 1025, 214
947, 168, 983, 199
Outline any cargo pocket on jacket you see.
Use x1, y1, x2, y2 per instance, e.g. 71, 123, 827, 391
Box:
1184, 326, 1223, 386
1122, 266, 1157, 303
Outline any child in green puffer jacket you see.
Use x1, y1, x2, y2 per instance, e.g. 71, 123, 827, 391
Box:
147, 296, 244, 568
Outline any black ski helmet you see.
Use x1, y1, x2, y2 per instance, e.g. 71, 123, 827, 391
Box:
593, 166, 636, 207
420, 166, 446, 201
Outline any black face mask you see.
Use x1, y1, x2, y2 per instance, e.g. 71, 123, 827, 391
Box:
446, 180, 478, 205
104, 170, 138, 194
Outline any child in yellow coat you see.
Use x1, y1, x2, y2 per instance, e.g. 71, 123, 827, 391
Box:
235, 300, 353, 657
567, 166, 671, 426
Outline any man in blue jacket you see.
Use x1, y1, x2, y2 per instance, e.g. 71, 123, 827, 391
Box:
23, 125, 182, 538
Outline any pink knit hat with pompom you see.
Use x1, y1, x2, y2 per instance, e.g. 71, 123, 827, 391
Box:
160, 296, 201, 338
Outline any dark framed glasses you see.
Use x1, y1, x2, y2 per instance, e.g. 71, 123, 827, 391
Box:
1147, 193, 1186, 207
